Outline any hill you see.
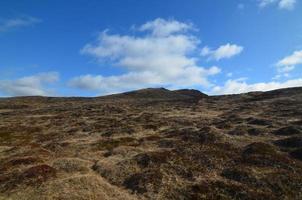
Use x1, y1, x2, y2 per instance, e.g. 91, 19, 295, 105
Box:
101, 87, 207, 100
0, 87, 302, 199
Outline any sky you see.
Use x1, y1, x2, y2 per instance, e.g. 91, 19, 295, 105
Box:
0, 0, 302, 97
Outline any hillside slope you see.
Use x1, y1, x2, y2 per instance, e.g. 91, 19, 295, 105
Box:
0, 87, 302, 199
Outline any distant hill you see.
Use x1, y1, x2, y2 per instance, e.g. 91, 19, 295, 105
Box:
173, 89, 208, 99
1, 86, 301, 101
102, 87, 208, 100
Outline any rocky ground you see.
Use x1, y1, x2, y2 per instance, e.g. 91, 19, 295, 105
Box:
0, 87, 302, 200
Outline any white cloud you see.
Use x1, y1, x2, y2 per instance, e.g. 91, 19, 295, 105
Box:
201, 43, 243, 61
0, 72, 59, 96
259, 0, 278, 7
210, 78, 302, 95
278, 0, 296, 9
75, 18, 221, 94
258, 0, 297, 10
137, 18, 193, 37
277, 50, 302, 68
69, 66, 221, 95
0, 16, 41, 32
201, 46, 211, 57
276, 50, 302, 73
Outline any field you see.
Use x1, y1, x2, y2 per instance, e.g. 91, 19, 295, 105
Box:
0, 87, 302, 199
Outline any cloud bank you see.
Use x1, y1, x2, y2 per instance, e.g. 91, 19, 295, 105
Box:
0, 72, 59, 96
71, 18, 222, 94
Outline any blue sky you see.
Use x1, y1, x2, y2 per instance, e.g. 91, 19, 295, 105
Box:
0, 0, 302, 96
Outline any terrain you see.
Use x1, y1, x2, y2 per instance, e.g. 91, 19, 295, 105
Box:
0, 87, 302, 200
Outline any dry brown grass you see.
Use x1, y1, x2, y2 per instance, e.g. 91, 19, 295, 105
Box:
0, 87, 302, 199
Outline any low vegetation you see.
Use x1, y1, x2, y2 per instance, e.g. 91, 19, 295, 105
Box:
0, 87, 302, 199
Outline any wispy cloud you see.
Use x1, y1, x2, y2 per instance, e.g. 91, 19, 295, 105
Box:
201, 43, 243, 61
259, 0, 278, 8
278, 0, 296, 9
71, 18, 221, 94
0, 16, 41, 32
258, 0, 297, 10
276, 50, 302, 74
0, 72, 59, 96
